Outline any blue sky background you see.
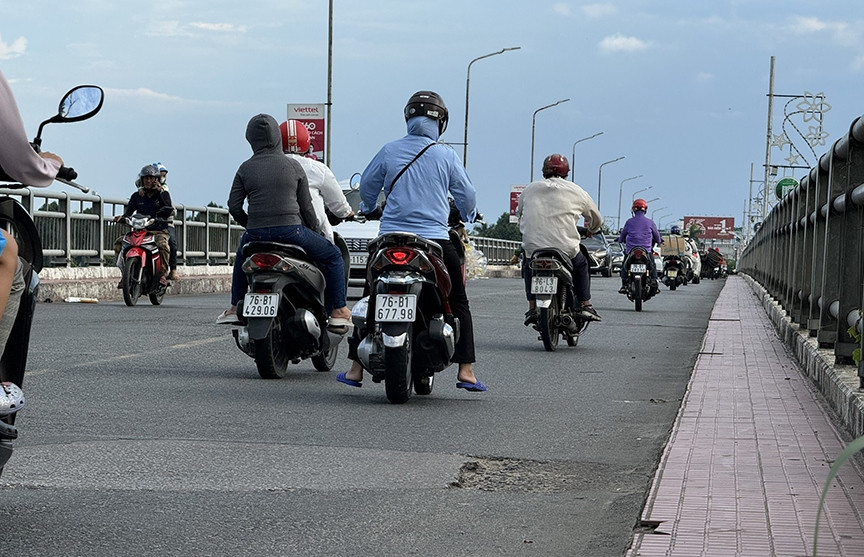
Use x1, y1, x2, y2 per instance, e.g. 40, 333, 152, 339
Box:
2, 1, 862, 232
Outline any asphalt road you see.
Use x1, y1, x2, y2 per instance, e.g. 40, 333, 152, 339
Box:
0, 276, 725, 556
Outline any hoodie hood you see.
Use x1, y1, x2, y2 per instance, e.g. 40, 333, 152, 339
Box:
406, 116, 440, 141
245, 114, 282, 154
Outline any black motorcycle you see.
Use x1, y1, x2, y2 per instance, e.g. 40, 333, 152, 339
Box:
351, 231, 459, 404
662, 254, 686, 291
525, 246, 590, 351
231, 235, 350, 379
0, 84, 104, 474
620, 246, 658, 312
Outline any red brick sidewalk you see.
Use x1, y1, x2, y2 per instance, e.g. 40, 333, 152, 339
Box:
627, 276, 864, 557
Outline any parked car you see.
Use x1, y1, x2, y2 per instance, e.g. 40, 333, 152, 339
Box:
334, 184, 381, 299
581, 233, 612, 277
609, 241, 625, 274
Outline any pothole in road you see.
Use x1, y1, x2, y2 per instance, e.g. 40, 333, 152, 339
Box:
450, 457, 611, 493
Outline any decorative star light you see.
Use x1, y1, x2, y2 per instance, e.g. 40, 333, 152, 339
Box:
806, 125, 830, 147
771, 133, 791, 149
786, 152, 800, 166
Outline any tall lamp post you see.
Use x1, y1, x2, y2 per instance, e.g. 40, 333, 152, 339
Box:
616, 175, 643, 230
597, 156, 625, 211
463, 46, 521, 167
650, 207, 667, 220
631, 185, 653, 202
530, 99, 570, 182
571, 132, 604, 175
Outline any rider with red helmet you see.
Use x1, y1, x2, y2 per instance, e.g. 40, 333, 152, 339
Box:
616, 198, 662, 293
517, 153, 604, 324
279, 119, 353, 245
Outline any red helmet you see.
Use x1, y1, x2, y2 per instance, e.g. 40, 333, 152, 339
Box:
279, 120, 310, 154
632, 198, 648, 212
541, 154, 570, 179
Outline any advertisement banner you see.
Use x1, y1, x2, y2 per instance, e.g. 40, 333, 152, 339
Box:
287, 103, 326, 161
683, 216, 735, 240
509, 185, 526, 223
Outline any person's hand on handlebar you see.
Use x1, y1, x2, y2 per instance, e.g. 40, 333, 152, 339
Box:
40, 152, 64, 166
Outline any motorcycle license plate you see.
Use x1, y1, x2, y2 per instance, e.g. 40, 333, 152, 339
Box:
375, 294, 417, 322
243, 293, 279, 317
667, 269, 678, 278
630, 264, 647, 274
531, 276, 557, 294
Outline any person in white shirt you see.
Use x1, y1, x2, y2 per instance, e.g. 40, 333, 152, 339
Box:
278, 120, 353, 244
516, 153, 603, 325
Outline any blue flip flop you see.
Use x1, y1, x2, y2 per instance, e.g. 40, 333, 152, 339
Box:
456, 380, 487, 392
336, 372, 362, 388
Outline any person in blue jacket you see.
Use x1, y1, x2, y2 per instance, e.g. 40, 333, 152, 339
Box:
616, 198, 662, 294
336, 90, 486, 392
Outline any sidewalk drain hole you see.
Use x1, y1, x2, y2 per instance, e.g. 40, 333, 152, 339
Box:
636, 520, 669, 535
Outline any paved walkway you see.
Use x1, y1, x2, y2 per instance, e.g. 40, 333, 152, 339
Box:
627, 276, 864, 557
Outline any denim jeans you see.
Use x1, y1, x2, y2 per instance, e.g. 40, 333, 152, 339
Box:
231, 225, 346, 314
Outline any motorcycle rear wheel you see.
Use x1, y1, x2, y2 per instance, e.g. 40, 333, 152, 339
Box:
634, 276, 643, 312
311, 344, 339, 372
254, 314, 290, 379
149, 284, 165, 305
384, 325, 413, 404
539, 301, 560, 352
413, 370, 434, 395
122, 258, 143, 306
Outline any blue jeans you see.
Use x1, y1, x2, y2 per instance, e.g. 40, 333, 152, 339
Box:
231, 225, 346, 314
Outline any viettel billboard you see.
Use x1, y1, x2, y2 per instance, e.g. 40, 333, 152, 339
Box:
683, 216, 735, 240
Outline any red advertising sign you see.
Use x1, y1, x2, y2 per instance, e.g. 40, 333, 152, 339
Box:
683, 216, 735, 240
509, 185, 525, 223
287, 103, 326, 161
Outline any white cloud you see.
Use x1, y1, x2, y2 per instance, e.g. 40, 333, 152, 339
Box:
598, 33, 650, 53
695, 72, 714, 83
553, 3, 573, 17
787, 16, 859, 46
0, 34, 27, 60
189, 22, 248, 33
105, 87, 243, 110
582, 3, 616, 18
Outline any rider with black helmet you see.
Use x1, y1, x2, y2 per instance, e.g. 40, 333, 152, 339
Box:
336, 90, 487, 393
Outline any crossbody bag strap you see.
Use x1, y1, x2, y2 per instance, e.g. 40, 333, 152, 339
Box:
386, 141, 436, 197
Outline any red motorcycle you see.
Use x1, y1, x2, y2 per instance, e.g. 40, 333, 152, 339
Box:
118, 213, 169, 306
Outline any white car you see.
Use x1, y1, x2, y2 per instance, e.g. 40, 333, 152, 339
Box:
334, 185, 381, 299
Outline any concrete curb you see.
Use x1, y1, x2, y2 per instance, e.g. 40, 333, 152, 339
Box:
36, 264, 522, 303
743, 274, 864, 439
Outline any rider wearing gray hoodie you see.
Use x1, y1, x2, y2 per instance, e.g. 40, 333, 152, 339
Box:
217, 113, 352, 331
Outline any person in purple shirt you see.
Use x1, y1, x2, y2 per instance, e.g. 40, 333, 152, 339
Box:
616, 198, 662, 294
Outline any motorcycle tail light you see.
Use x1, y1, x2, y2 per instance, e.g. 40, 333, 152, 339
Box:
632, 248, 647, 259
384, 248, 416, 265
531, 258, 557, 270
245, 253, 291, 272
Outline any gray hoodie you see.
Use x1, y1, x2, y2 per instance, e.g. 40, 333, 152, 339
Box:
228, 113, 316, 230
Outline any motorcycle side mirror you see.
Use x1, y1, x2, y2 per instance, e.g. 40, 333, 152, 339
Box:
34, 85, 104, 147
349, 172, 362, 191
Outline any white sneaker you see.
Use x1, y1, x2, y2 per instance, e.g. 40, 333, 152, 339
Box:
216, 309, 241, 325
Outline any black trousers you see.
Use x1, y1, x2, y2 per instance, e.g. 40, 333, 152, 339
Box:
347, 236, 475, 364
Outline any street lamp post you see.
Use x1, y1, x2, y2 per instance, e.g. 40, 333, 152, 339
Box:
631, 185, 653, 202
530, 99, 570, 182
597, 156, 625, 211
463, 46, 520, 167
571, 132, 604, 176
656, 213, 672, 230
650, 207, 667, 220
616, 175, 643, 231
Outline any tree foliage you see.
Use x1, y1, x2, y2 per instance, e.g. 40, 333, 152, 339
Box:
472, 212, 521, 241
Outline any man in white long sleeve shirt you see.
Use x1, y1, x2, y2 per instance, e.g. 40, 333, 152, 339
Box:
516, 153, 603, 325
279, 120, 353, 244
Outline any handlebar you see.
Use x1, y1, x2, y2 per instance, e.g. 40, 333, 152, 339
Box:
57, 166, 77, 181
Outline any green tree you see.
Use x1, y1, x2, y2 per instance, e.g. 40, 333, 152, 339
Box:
473, 212, 521, 241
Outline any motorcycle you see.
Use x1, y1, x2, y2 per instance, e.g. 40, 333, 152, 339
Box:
351, 230, 459, 404
118, 213, 170, 306
231, 234, 350, 379
526, 244, 591, 351
662, 254, 686, 291
620, 246, 658, 312
0, 84, 104, 475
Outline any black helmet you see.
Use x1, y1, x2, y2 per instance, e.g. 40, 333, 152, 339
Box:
139, 164, 160, 178
404, 90, 448, 135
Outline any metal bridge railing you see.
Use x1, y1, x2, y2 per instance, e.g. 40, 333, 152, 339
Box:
0, 186, 522, 268
738, 111, 864, 386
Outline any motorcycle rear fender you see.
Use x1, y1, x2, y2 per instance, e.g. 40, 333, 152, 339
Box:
535, 296, 553, 308
246, 316, 275, 340
381, 322, 411, 348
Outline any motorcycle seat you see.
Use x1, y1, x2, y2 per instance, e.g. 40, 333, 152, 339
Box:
531, 248, 574, 269
242, 241, 309, 260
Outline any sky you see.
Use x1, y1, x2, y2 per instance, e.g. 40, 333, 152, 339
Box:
2, 1, 862, 233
